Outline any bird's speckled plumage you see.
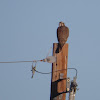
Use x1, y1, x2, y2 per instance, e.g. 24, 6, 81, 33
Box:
57, 22, 69, 51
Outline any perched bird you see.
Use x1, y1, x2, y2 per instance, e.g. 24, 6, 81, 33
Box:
57, 22, 69, 51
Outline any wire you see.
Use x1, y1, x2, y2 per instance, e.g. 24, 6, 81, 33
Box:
34, 68, 78, 77
0, 59, 78, 77
34, 69, 52, 74
68, 68, 78, 77
46, 47, 52, 57
0, 60, 42, 63
34, 69, 67, 74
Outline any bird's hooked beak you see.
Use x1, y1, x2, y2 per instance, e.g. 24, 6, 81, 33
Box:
59, 22, 62, 27
59, 22, 65, 27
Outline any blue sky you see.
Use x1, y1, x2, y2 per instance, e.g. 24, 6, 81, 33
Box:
0, 0, 100, 100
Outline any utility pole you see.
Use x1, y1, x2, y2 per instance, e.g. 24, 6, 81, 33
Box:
50, 43, 68, 100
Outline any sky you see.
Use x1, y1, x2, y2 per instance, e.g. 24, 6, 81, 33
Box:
0, 0, 100, 100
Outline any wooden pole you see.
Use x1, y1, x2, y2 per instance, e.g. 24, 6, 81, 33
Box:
50, 43, 68, 100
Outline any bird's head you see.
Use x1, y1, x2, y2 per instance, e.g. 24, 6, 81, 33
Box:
59, 22, 65, 27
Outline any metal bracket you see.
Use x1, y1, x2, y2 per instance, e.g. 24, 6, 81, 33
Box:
59, 73, 64, 79
59, 94, 63, 100
53, 97, 57, 100
66, 77, 70, 92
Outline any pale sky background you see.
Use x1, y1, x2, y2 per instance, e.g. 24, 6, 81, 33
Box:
0, 0, 100, 100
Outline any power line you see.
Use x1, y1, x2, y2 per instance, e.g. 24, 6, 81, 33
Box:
0, 61, 34, 63
0, 47, 54, 64
0, 60, 41, 63
34, 68, 77, 76
67, 68, 78, 77
0, 57, 77, 77
0, 56, 56, 64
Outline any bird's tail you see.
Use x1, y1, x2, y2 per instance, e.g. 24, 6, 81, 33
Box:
59, 43, 65, 52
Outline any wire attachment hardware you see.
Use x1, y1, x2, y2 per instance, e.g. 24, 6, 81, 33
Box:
31, 62, 37, 78
42, 56, 56, 63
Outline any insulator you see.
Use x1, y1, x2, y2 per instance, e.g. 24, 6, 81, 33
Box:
46, 56, 56, 63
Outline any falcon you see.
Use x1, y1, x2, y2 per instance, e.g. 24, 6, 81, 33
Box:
57, 22, 69, 51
